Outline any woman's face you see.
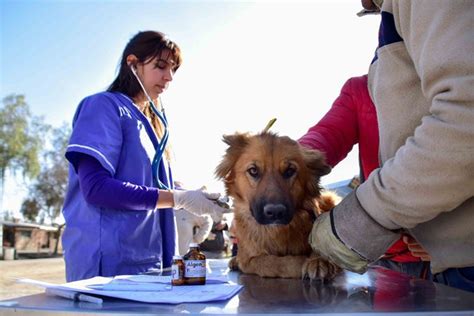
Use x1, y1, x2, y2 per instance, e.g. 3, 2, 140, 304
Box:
136, 50, 176, 99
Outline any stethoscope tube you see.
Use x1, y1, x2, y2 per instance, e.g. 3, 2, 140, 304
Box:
130, 65, 170, 190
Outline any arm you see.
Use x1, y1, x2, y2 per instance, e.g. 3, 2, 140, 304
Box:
69, 94, 229, 216
77, 154, 227, 218
298, 77, 361, 167
77, 154, 158, 210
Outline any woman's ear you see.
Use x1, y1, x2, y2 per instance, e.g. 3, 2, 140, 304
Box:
126, 54, 138, 68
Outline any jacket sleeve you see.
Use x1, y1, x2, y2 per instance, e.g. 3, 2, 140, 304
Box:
298, 77, 361, 167
333, 0, 474, 261
359, 0, 474, 229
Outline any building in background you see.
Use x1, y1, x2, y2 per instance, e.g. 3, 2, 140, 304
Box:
0, 221, 63, 260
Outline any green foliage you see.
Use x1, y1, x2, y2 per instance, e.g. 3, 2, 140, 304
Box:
2, 210, 15, 221
1, 94, 71, 224
20, 199, 41, 222
0, 95, 46, 208
21, 124, 71, 224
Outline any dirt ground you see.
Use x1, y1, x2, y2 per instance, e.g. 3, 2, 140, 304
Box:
0, 257, 66, 301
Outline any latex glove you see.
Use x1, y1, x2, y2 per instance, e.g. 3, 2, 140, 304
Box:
309, 212, 369, 274
173, 188, 229, 222
403, 235, 431, 261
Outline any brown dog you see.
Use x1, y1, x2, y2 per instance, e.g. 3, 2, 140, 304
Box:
216, 132, 341, 281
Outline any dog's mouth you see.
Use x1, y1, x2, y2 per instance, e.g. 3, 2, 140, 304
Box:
250, 200, 294, 225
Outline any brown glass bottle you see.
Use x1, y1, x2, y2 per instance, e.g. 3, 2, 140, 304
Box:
183, 243, 206, 285
171, 255, 185, 286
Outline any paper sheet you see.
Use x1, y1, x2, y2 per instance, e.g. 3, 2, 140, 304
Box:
17, 276, 242, 304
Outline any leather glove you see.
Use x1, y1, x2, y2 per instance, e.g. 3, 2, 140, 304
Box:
309, 191, 399, 274
173, 188, 230, 222
309, 212, 369, 274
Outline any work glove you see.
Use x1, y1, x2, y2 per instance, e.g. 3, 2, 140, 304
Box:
309, 191, 399, 274
309, 212, 369, 274
173, 187, 231, 222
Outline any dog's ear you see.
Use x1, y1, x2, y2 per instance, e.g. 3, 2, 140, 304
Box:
215, 133, 250, 181
301, 146, 331, 177
300, 146, 331, 197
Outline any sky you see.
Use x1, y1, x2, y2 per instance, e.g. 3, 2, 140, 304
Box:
1, 0, 380, 219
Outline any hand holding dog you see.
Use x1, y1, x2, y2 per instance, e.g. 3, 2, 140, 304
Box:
309, 191, 399, 274
309, 212, 369, 274
403, 235, 431, 261
173, 187, 230, 222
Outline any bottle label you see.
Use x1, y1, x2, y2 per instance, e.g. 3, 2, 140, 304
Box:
171, 264, 182, 280
184, 260, 206, 278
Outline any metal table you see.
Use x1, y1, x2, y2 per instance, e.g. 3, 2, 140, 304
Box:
1, 259, 474, 315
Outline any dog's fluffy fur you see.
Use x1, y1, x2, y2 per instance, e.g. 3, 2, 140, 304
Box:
216, 132, 341, 280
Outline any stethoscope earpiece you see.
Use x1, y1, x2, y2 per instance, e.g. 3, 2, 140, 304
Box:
129, 64, 138, 75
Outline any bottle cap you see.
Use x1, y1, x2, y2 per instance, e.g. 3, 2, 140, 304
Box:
173, 255, 183, 260
189, 242, 199, 248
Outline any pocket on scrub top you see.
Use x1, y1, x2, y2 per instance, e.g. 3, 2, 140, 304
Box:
100, 254, 159, 277
118, 210, 162, 264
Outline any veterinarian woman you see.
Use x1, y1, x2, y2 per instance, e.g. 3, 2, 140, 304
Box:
62, 31, 228, 282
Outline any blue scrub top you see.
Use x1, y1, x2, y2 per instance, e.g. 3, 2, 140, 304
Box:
62, 92, 177, 282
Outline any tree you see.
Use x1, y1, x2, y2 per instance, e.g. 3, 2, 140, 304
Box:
2, 209, 15, 221
20, 123, 71, 224
20, 124, 71, 255
20, 199, 41, 222
0, 95, 46, 211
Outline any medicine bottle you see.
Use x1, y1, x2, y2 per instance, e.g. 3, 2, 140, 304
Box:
171, 255, 185, 286
183, 243, 206, 285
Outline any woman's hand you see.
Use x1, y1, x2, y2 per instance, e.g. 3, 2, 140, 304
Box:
173, 187, 231, 222
403, 235, 431, 261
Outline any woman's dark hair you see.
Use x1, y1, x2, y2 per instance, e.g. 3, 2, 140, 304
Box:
107, 31, 182, 98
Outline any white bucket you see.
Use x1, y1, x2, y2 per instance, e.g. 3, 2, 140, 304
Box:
3, 247, 16, 260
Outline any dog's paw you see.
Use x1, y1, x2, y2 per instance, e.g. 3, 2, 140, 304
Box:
302, 256, 341, 281
228, 256, 240, 271
302, 280, 346, 305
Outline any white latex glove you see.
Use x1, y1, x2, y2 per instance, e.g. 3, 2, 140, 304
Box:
173, 188, 229, 222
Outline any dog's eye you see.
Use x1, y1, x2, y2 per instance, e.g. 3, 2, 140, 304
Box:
283, 166, 297, 179
247, 166, 259, 178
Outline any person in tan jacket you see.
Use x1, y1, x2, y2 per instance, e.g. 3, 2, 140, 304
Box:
309, 0, 474, 292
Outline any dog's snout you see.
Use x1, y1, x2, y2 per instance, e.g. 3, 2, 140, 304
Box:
251, 197, 294, 225
263, 204, 287, 221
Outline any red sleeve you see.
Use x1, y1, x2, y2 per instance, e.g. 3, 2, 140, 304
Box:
298, 77, 361, 167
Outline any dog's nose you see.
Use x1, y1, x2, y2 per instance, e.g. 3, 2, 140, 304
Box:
263, 204, 287, 220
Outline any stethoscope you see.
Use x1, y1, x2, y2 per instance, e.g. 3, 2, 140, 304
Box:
130, 65, 170, 190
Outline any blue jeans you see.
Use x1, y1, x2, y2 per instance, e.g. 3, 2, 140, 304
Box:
432, 267, 474, 293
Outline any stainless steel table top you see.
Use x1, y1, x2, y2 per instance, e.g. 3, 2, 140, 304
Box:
1, 259, 474, 315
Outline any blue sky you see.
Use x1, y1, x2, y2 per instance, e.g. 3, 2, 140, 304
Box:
1, 0, 380, 218
1, 0, 249, 126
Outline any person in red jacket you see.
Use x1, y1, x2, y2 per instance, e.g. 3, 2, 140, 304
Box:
298, 74, 429, 278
